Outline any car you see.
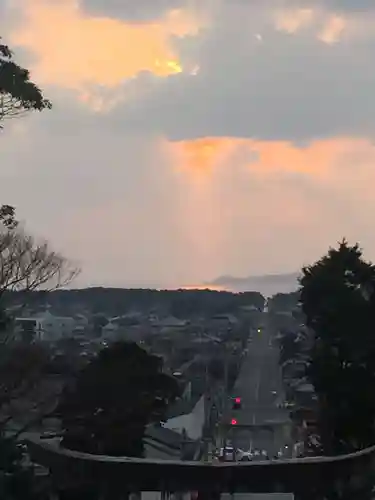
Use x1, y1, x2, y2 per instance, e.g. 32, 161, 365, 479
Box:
232, 397, 242, 410
251, 449, 269, 461
251, 449, 262, 461
239, 451, 253, 461
271, 390, 277, 396
284, 401, 295, 409
218, 446, 236, 462
40, 431, 58, 439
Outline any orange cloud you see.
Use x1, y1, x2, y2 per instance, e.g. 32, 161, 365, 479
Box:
165, 136, 374, 183
318, 15, 346, 44
159, 135, 375, 282
274, 8, 315, 34
164, 137, 246, 177
273, 7, 347, 44
8, 0, 202, 105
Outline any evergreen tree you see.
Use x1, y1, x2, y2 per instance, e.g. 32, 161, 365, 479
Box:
300, 240, 375, 455
0, 38, 51, 125
57, 341, 180, 457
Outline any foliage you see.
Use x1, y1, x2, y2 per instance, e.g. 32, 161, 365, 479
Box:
0, 436, 37, 500
0, 38, 51, 125
2, 288, 265, 319
57, 341, 181, 457
0, 206, 17, 230
279, 333, 300, 365
299, 239, 375, 455
208, 357, 225, 380
268, 291, 300, 313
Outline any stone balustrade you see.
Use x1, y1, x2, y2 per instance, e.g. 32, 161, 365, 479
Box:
26, 437, 375, 498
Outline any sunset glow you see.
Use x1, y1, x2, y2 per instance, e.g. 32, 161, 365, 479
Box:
8, 0, 201, 106
165, 136, 375, 183
2, 0, 375, 288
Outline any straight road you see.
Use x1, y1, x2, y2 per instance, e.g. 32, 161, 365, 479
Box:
225, 312, 291, 458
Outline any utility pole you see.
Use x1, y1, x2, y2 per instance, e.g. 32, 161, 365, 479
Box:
201, 358, 211, 462
224, 352, 228, 394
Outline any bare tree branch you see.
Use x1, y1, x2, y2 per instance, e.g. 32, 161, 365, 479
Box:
0, 227, 80, 296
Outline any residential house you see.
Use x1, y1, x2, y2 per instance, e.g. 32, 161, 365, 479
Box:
153, 316, 189, 335
14, 311, 76, 342
163, 394, 206, 440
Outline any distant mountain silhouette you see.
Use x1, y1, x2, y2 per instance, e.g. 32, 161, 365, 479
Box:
206, 272, 300, 296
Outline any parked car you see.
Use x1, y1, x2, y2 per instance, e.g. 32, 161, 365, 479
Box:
238, 450, 253, 461
40, 431, 58, 439
218, 446, 236, 462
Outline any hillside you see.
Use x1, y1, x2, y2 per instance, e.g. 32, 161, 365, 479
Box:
207, 273, 300, 297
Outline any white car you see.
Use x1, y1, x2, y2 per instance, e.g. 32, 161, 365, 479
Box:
239, 450, 253, 461
218, 446, 236, 462
251, 449, 269, 461
40, 431, 58, 439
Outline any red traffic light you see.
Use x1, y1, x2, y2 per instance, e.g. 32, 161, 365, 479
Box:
231, 418, 237, 425
235, 397, 241, 404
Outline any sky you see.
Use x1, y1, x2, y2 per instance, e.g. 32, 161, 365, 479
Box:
1, 0, 375, 288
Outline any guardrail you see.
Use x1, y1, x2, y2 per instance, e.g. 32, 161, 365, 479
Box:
26, 437, 375, 496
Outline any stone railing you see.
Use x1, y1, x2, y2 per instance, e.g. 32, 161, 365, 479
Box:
26, 437, 375, 498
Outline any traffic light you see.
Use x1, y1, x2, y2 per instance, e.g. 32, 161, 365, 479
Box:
231, 418, 237, 425
232, 397, 242, 410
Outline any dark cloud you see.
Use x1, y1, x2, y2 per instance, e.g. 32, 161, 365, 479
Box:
79, 0, 189, 21
24, 0, 375, 144
281, 0, 375, 12
104, 13, 375, 143
311, 0, 375, 11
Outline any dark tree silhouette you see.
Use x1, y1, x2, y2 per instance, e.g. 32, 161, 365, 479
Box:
0, 38, 51, 125
300, 239, 375, 456
57, 341, 181, 457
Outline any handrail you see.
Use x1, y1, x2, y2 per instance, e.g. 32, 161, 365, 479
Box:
26, 437, 375, 494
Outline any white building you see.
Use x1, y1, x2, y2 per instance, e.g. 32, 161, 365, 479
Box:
154, 316, 188, 335
101, 321, 119, 340
14, 311, 76, 342
163, 395, 205, 441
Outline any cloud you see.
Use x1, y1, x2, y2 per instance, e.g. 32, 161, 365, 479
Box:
7, 0, 375, 141
3, 0, 375, 287
297, 0, 375, 12
2, 108, 375, 286
96, 0, 375, 144
165, 136, 375, 181
6, 0, 203, 108
79, 0, 192, 21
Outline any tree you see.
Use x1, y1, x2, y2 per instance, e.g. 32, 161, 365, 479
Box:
0, 434, 38, 500
0, 204, 79, 411
0, 38, 51, 125
300, 239, 375, 456
279, 332, 300, 365
0, 205, 17, 230
57, 341, 180, 457
0, 39, 54, 498
208, 357, 225, 381
0, 227, 80, 298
